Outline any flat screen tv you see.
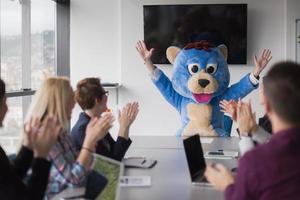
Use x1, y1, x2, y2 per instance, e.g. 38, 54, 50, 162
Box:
144, 4, 247, 64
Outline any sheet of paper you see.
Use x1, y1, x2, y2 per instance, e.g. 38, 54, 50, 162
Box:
120, 176, 151, 187
204, 155, 234, 160
200, 138, 214, 144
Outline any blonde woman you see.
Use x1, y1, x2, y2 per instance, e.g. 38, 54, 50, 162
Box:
25, 77, 114, 198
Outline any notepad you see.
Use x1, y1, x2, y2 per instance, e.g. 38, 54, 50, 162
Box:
119, 176, 151, 187
200, 138, 214, 144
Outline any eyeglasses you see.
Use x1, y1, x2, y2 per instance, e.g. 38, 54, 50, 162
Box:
100, 91, 109, 97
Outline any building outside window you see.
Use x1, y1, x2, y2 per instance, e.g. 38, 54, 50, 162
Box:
0, 0, 58, 153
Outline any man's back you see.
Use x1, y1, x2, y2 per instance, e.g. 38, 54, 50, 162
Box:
226, 127, 300, 200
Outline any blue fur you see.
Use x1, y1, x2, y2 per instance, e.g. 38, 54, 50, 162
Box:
152, 46, 258, 137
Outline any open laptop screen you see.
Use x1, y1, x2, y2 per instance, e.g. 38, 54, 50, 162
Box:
183, 135, 206, 180
91, 154, 124, 200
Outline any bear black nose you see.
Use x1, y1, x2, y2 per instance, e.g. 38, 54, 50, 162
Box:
198, 79, 210, 88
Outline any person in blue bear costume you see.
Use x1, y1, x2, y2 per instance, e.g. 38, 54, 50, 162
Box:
136, 40, 272, 137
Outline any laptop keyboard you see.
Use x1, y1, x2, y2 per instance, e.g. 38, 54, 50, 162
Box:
194, 175, 208, 183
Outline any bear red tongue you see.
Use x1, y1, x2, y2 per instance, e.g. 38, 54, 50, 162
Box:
192, 93, 213, 103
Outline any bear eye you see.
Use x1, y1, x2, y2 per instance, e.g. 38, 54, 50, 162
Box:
206, 64, 218, 75
188, 63, 200, 75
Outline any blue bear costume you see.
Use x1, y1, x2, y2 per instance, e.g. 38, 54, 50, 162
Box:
151, 41, 258, 137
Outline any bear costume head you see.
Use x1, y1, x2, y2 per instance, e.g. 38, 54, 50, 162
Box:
167, 40, 230, 104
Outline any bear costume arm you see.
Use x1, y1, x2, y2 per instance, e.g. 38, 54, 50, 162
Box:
152, 68, 183, 112
222, 73, 258, 101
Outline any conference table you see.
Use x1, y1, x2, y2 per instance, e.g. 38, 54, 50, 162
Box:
52, 136, 240, 200
118, 136, 240, 200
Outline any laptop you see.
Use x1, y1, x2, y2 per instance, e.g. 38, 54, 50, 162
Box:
91, 154, 124, 200
52, 154, 123, 200
183, 134, 211, 186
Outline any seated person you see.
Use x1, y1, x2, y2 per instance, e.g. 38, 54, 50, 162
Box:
205, 61, 300, 199
220, 99, 272, 155
0, 78, 61, 200
71, 78, 139, 161
25, 77, 112, 198
258, 114, 272, 133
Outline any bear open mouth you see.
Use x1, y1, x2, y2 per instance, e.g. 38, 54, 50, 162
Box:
192, 93, 213, 103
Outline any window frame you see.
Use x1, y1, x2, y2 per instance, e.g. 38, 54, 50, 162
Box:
0, 0, 70, 118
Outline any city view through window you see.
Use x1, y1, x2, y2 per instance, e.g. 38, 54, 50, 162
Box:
0, 0, 56, 153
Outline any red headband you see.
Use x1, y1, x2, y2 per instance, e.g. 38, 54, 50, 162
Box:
183, 40, 213, 51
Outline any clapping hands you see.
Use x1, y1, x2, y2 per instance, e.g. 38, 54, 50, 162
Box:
118, 102, 139, 139
23, 115, 61, 158
220, 100, 238, 121
220, 99, 259, 136
84, 113, 115, 150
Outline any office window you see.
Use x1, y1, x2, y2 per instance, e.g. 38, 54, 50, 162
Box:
0, 0, 22, 91
31, 0, 55, 89
3, 97, 23, 134
0, 0, 68, 153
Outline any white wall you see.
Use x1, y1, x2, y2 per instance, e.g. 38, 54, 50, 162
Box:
286, 0, 300, 60
70, 0, 295, 136
70, 0, 121, 83
70, 0, 122, 135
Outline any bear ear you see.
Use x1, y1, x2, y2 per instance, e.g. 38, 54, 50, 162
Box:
217, 44, 228, 61
166, 46, 181, 64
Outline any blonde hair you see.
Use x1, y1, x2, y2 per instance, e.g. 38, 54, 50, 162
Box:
25, 76, 73, 131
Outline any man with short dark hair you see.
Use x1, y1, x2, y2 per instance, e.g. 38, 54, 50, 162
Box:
205, 61, 300, 200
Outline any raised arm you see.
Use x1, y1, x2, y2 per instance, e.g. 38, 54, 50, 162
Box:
253, 49, 272, 78
136, 40, 183, 111
223, 49, 272, 100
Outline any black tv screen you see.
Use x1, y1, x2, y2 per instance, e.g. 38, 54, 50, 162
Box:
144, 4, 247, 64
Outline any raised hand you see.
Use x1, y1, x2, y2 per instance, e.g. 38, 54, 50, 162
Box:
253, 49, 272, 77
118, 102, 139, 128
204, 163, 234, 191
83, 113, 114, 150
136, 40, 156, 72
136, 40, 154, 62
23, 117, 41, 150
24, 116, 61, 158
219, 100, 238, 121
236, 100, 258, 136
33, 115, 61, 158
118, 102, 139, 139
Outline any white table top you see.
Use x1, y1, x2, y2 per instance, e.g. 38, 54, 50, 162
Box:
118, 136, 240, 200
52, 136, 240, 200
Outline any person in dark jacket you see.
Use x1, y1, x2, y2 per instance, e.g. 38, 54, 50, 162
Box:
258, 114, 272, 133
0, 78, 61, 200
71, 78, 139, 161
